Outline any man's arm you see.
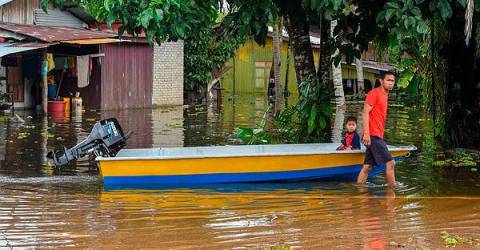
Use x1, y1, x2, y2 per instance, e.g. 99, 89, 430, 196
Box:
362, 103, 373, 146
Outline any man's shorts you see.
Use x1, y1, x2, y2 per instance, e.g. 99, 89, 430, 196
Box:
364, 136, 393, 166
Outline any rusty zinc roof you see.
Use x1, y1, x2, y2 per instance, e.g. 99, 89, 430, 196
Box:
0, 22, 116, 43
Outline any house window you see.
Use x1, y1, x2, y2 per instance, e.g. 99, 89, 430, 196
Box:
342, 79, 356, 95
254, 61, 272, 89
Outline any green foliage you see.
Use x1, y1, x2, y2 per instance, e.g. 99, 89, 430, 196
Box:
302, 0, 371, 65
184, 25, 246, 93
233, 76, 332, 145
43, 0, 217, 43
220, 0, 278, 45
232, 106, 271, 144
376, 0, 431, 47
275, 75, 332, 143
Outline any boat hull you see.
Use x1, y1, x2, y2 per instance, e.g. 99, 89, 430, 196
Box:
98, 149, 411, 186
102, 163, 389, 186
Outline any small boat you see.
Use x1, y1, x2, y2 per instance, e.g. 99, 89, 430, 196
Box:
97, 143, 416, 186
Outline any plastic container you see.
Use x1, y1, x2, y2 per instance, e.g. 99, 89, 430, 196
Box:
63, 97, 71, 111
48, 84, 57, 99
47, 100, 65, 112
72, 97, 83, 113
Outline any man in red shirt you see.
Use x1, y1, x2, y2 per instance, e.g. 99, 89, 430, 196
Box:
357, 72, 396, 186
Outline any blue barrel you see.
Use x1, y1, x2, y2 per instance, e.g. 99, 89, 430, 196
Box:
48, 84, 57, 98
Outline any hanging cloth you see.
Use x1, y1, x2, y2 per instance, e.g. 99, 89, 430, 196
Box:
46, 53, 55, 72
77, 55, 90, 88
67, 56, 75, 68
67, 56, 76, 77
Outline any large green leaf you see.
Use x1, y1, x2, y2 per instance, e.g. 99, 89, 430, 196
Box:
139, 11, 151, 29
386, 1, 400, 9
320, 105, 333, 117
437, 0, 452, 20
319, 116, 327, 129
416, 20, 429, 34
308, 105, 318, 134
398, 69, 415, 88
385, 8, 396, 21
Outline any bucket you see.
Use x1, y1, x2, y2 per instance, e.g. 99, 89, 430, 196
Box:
50, 111, 66, 123
48, 85, 57, 99
63, 97, 71, 111
47, 100, 65, 112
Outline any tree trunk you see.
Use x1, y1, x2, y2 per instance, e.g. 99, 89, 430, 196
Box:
355, 58, 365, 98
331, 20, 345, 106
273, 19, 282, 113
281, 2, 318, 87
317, 13, 332, 96
332, 105, 346, 143
284, 38, 291, 95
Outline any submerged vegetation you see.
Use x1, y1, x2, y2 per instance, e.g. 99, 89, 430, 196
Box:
441, 231, 478, 247
432, 149, 479, 169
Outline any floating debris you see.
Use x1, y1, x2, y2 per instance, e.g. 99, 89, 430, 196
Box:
13, 114, 25, 123
17, 132, 30, 139
433, 149, 479, 168
441, 231, 477, 247
0, 116, 11, 122
41, 131, 55, 138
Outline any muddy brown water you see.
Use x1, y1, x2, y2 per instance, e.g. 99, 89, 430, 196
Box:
1, 95, 479, 249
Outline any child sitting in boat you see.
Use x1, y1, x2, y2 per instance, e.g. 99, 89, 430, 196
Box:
337, 116, 361, 150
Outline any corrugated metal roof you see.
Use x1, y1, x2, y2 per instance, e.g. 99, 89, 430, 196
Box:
0, 42, 51, 57
0, 0, 14, 6
0, 22, 116, 42
65, 7, 97, 24
34, 9, 86, 29
9, 41, 55, 48
62, 38, 123, 45
361, 61, 395, 71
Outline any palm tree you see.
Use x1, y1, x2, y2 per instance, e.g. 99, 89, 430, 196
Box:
284, 38, 291, 95
355, 57, 365, 98
272, 19, 282, 113
464, 0, 474, 45
331, 20, 345, 106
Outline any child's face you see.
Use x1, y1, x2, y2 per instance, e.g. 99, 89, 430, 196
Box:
346, 121, 356, 132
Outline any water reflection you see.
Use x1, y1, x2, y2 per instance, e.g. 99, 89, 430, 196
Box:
1, 181, 479, 248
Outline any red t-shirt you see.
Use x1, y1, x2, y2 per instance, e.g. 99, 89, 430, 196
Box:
365, 87, 388, 138
345, 132, 354, 146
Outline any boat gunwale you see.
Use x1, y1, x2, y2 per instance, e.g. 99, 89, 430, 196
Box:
96, 144, 417, 162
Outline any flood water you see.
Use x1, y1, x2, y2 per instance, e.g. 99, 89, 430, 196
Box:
1, 94, 479, 249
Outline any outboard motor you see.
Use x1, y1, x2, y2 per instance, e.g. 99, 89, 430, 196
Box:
48, 118, 132, 167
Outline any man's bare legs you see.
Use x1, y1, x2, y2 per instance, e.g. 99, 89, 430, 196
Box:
357, 160, 396, 186
385, 160, 396, 186
357, 164, 372, 184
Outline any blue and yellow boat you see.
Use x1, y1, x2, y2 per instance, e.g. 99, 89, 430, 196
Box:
97, 143, 416, 186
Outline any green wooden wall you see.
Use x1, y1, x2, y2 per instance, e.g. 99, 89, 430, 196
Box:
221, 37, 378, 95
